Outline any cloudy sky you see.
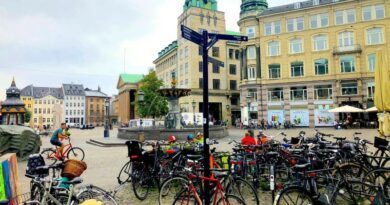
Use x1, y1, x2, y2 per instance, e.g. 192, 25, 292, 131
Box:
0, 0, 294, 100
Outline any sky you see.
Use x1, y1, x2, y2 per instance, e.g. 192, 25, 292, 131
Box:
0, 0, 295, 100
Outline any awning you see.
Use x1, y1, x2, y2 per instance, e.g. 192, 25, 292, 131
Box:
328, 105, 364, 113
365, 107, 378, 113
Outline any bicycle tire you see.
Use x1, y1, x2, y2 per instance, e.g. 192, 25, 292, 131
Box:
159, 176, 188, 205
216, 194, 246, 205
117, 161, 132, 185
67, 147, 85, 161
172, 188, 200, 205
275, 186, 314, 205
41, 148, 57, 165
30, 183, 44, 203
75, 184, 118, 205
226, 177, 259, 205
132, 164, 151, 201
333, 162, 369, 180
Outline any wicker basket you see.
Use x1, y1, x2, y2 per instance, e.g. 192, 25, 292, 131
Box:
61, 159, 87, 180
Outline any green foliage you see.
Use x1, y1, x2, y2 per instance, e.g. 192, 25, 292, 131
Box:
24, 109, 32, 123
137, 70, 169, 118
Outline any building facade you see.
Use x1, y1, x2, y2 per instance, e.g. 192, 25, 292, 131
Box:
21, 85, 64, 129
116, 74, 143, 125
154, 0, 242, 125
1, 78, 26, 125
85, 87, 109, 126
62, 84, 86, 126
239, 0, 390, 127
110, 95, 119, 125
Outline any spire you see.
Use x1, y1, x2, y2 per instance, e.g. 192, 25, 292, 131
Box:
11, 76, 16, 87
240, 0, 268, 15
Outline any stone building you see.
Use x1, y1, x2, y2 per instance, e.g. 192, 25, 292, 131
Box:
1, 78, 26, 125
85, 87, 109, 126
116, 74, 143, 125
238, 0, 389, 127
154, 0, 242, 125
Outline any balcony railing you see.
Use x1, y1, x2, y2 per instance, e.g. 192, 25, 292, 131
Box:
333, 44, 362, 55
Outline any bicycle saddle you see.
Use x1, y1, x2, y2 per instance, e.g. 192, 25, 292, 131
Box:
293, 163, 311, 170
62, 177, 83, 185
334, 137, 346, 141
187, 155, 203, 160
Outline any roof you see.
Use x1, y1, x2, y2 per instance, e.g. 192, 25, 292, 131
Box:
225, 30, 241, 35
154, 40, 178, 63
85, 90, 108, 98
62, 84, 85, 96
21, 85, 64, 99
120, 74, 143, 84
259, 0, 341, 16
1, 98, 25, 107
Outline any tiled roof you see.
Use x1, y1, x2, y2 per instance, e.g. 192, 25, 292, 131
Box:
21, 85, 64, 99
85, 89, 108, 98
259, 0, 341, 16
62, 84, 85, 96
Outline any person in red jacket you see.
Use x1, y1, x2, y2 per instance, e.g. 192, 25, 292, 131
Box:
241, 132, 257, 146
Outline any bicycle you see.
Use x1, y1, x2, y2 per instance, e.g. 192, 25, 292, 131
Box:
41, 136, 85, 165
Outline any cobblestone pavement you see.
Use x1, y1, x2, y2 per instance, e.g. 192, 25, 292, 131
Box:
18, 126, 380, 204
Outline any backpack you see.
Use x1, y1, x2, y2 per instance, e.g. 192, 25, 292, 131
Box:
26, 154, 47, 176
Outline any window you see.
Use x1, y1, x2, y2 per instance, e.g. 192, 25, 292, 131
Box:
229, 64, 237, 75
212, 64, 219, 73
269, 64, 281, 79
314, 85, 333, 100
34, 108, 37, 114
367, 82, 375, 99
264, 21, 281, 35
185, 79, 189, 87
47, 118, 50, 123
335, 9, 356, 25
39, 100, 42, 104
291, 61, 304, 77
199, 61, 203, 72
184, 46, 188, 58
180, 49, 183, 59
315, 59, 329, 75
341, 82, 358, 95
230, 80, 237, 90
28, 104, 31, 108
286, 17, 304, 32
235, 50, 240, 59
247, 46, 256, 59
290, 38, 303, 54
339, 31, 354, 47
290, 86, 307, 101
185, 63, 189, 74
212, 47, 219, 57
363, 5, 385, 21
313, 34, 328, 51
213, 79, 220, 90
313, 0, 319, 6
294, 2, 301, 9
248, 88, 258, 101
248, 67, 256, 80
367, 28, 383, 45
268, 41, 280, 56
268, 88, 284, 102
199, 78, 203, 89
229, 49, 234, 59
47, 108, 50, 114
368, 53, 376, 72
246, 26, 255, 38
310, 13, 328, 29
43, 118, 46, 123
340, 56, 355, 73
180, 65, 183, 76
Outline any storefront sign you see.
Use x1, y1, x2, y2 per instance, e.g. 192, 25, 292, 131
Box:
267, 110, 284, 124
314, 110, 335, 126
290, 110, 310, 126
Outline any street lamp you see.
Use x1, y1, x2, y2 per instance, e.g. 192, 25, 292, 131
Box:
104, 98, 110, 138
138, 90, 145, 128
192, 99, 196, 126
246, 93, 252, 128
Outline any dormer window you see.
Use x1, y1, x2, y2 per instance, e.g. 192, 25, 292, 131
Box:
294, 2, 301, 9
313, 0, 320, 6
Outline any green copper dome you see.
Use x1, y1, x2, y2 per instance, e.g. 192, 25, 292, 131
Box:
240, 0, 268, 14
184, 0, 218, 11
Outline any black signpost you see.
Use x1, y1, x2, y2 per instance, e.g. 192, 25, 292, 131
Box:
181, 25, 248, 205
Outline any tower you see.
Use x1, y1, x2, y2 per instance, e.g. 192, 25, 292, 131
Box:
240, 0, 268, 15
183, 0, 218, 11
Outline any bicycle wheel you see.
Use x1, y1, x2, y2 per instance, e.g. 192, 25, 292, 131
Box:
333, 162, 369, 180
275, 186, 314, 205
132, 164, 151, 200
117, 161, 132, 185
159, 176, 188, 205
226, 177, 259, 205
67, 147, 85, 161
30, 183, 44, 203
216, 195, 246, 205
41, 148, 57, 165
76, 185, 118, 205
331, 182, 364, 205
172, 188, 200, 205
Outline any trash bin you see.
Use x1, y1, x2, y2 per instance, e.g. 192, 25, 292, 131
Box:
138, 132, 145, 142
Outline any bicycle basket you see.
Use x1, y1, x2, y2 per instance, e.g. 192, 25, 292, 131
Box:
374, 137, 389, 148
7, 192, 31, 205
26, 154, 48, 177
126, 140, 143, 160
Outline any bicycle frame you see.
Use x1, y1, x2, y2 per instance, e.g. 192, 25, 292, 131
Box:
30, 178, 76, 205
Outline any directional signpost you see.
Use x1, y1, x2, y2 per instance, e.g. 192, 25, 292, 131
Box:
181, 25, 248, 205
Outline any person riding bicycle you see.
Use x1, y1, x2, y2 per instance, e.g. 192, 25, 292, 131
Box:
257, 130, 268, 145
195, 132, 204, 144
241, 131, 257, 146
50, 123, 68, 159
163, 135, 180, 154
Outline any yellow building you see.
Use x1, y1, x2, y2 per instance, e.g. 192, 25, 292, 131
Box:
85, 87, 109, 126
116, 74, 143, 125
21, 86, 64, 129
238, 0, 390, 127
154, 0, 241, 125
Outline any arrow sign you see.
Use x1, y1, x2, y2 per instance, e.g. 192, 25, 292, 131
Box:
208, 33, 248, 42
209, 57, 224, 67
181, 25, 203, 45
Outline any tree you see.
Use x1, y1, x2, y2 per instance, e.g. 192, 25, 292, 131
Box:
137, 70, 169, 118
24, 110, 32, 123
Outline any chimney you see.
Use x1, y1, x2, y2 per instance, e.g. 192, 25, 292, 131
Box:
98, 86, 101, 92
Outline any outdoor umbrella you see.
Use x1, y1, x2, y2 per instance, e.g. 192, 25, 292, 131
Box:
365, 107, 378, 113
374, 50, 390, 137
328, 105, 364, 113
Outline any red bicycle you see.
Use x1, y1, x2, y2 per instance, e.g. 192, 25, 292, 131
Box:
172, 168, 245, 205
41, 136, 85, 165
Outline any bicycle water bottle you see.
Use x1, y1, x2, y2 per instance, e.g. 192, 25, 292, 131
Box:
270, 165, 275, 191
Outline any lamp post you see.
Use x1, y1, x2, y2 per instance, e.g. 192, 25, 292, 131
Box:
246, 93, 252, 128
192, 100, 196, 126
104, 98, 110, 138
138, 90, 145, 128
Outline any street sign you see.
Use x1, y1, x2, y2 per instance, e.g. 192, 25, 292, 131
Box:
209, 57, 224, 67
181, 25, 202, 45
208, 33, 248, 42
